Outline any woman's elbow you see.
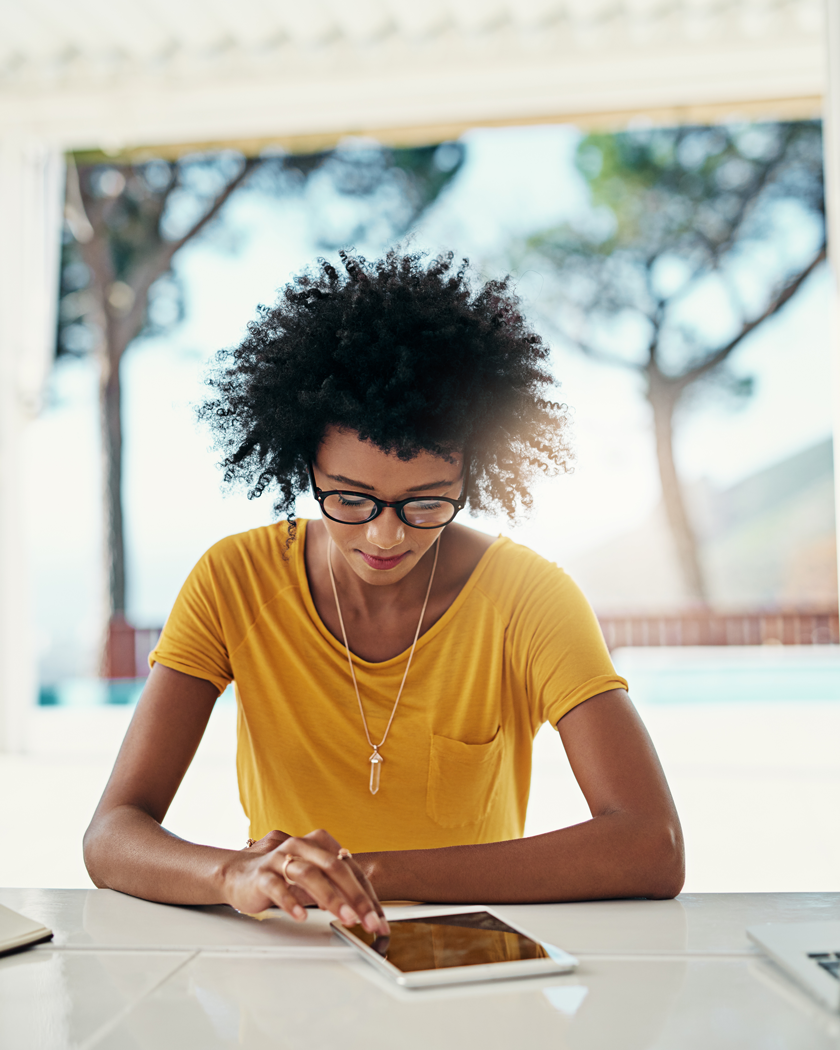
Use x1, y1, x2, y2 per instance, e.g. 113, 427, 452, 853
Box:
83, 814, 114, 889
640, 818, 685, 899
83, 825, 103, 887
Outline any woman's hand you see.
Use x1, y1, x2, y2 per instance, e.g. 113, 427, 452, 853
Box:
220, 828, 389, 935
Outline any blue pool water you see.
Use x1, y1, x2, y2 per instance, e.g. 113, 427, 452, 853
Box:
611, 648, 840, 704
38, 679, 235, 706
617, 666, 840, 704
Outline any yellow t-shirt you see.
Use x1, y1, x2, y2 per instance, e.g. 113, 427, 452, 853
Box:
150, 520, 627, 852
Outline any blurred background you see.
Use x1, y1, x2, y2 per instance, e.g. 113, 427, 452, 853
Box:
1, 0, 838, 893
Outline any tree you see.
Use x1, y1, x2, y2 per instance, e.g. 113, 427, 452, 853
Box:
57, 142, 465, 673
520, 121, 825, 604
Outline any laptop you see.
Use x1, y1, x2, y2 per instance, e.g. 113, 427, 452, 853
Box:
747, 922, 840, 1012
0, 903, 53, 956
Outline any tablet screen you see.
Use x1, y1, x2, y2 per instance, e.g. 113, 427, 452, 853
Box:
347, 911, 550, 973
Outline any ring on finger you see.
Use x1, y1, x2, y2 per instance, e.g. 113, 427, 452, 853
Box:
281, 853, 300, 886
337, 848, 353, 861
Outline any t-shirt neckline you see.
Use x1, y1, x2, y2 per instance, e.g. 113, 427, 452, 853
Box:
294, 519, 507, 669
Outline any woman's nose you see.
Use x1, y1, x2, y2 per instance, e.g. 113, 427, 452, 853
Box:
365, 508, 405, 550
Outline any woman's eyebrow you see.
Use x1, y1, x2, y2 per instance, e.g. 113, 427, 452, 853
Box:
326, 473, 458, 492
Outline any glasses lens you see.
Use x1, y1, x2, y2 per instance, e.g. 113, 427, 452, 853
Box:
402, 499, 456, 528
323, 493, 378, 523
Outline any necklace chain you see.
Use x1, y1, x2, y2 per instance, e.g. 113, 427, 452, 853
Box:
327, 537, 440, 791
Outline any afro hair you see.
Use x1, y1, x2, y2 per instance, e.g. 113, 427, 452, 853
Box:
198, 249, 571, 536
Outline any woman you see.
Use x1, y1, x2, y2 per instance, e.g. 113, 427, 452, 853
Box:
84, 250, 684, 934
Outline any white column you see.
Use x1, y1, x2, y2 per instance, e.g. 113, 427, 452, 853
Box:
0, 139, 64, 751
827, 0, 840, 608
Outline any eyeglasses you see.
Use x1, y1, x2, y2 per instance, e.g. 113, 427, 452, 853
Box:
309, 463, 468, 529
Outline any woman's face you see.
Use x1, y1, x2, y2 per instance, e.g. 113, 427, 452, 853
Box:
312, 426, 464, 587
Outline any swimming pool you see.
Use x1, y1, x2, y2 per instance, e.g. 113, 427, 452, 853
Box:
611, 646, 840, 704
37, 679, 236, 706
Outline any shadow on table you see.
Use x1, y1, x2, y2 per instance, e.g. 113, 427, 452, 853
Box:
81, 889, 337, 950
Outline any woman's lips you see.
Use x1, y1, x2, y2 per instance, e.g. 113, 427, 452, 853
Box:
359, 550, 409, 570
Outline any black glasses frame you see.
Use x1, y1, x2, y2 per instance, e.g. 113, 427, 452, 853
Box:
308, 462, 468, 529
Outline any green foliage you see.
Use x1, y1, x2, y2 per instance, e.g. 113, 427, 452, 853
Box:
574, 122, 823, 253
56, 141, 465, 359
58, 153, 250, 356
392, 142, 466, 216
519, 119, 825, 601
523, 120, 825, 387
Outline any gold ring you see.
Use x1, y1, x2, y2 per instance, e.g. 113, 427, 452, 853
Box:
245, 838, 256, 848
337, 848, 353, 861
281, 853, 299, 886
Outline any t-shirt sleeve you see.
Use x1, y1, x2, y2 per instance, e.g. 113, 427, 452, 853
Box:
149, 547, 234, 696
509, 554, 628, 730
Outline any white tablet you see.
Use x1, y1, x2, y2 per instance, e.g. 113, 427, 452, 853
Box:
331, 908, 578, 987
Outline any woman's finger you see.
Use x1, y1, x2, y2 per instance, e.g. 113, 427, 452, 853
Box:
303, 828, 341, 853
277, 839, 386, 933
257, 869, 308, 923
287, 882, 316, 908
345, 859, 389, 933
248, 829, 289, 853
281, 857, 370, 929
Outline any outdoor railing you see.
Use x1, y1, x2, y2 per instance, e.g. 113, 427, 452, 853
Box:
108, 608, 839, 678
597, 608, 839, 650
134, 628, 162, 674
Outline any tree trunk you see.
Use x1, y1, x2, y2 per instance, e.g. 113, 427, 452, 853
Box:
100, 347, 134, 677
647, 373, 709, 606
101, 351, 125, 617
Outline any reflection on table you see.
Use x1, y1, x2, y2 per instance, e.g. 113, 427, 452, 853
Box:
0, 890, 838, 1050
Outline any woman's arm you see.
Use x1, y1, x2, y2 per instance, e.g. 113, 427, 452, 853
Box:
361, 689, 684, 902
83, 664, 388, 934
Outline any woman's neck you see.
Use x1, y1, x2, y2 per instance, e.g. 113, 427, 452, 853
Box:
310, 518, 440, 618
302, 518, 495, 662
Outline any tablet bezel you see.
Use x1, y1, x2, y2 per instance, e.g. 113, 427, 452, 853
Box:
330, 907, 578, 987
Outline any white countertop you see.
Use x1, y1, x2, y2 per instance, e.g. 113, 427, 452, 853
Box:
2, 889, 839, 1049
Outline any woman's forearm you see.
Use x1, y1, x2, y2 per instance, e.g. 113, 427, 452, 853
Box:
83, 803, 240, 905
84, 808, 390, 932
362, 811, 684, 904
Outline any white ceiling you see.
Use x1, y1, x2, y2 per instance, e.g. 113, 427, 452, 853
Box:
0, 0, 827, 151
0, 0, 825, 72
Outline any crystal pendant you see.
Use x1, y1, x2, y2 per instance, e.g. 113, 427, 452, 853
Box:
369, 749, 383, 795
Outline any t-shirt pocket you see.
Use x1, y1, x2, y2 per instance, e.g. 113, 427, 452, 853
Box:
426, 727, 504, 828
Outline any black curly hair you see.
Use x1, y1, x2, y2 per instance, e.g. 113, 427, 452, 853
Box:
199, 249, 571, 538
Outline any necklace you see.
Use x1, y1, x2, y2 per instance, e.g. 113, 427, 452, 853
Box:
327, 537, 440, 795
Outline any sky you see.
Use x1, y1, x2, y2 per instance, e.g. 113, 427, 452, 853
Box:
24, 124, 835, 680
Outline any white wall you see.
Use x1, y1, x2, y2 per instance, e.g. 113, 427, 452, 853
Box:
0, 141, 63, 750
